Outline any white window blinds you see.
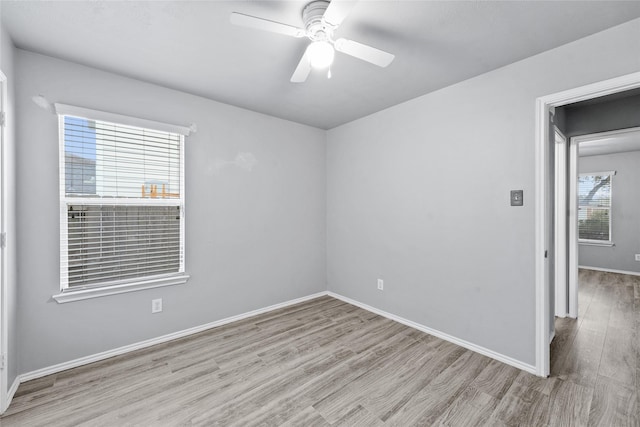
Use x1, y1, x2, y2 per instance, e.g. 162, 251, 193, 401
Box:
59, 109, 186, 290
578, 172, 614, 243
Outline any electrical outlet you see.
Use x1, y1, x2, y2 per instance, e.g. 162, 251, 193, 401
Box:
635, 254, 640, 261
377, 279, 384, 291
151, 298, 163, 313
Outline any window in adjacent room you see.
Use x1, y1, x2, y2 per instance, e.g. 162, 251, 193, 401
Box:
54, 104, 190, 302
577, 171, 615, 245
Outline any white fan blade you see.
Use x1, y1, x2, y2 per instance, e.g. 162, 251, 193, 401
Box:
322, 0, 358, 27
291, 50, 312, 83
334, 38, 394, 67
230, 12, 306, 38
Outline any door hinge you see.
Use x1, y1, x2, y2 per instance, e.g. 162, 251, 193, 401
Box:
0, 354, 5, 369
0, 232, 5, 249
0, 112, 5, 127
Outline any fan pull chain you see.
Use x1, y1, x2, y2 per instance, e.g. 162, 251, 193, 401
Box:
328, 67, 332, 79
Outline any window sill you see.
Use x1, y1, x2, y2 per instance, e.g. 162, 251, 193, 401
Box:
53, 273, 190, 303
578, 240, 614, 247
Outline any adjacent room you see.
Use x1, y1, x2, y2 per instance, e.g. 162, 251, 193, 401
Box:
0, 1, 638, 425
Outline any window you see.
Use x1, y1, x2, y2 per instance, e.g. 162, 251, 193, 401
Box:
54, 104, 191, 302
578, 171, 615, 245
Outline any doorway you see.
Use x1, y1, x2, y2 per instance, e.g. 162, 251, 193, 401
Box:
534, 71, 640, 377
562, 126, 640, 320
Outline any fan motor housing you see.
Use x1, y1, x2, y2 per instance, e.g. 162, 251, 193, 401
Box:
303, 0, 332, 41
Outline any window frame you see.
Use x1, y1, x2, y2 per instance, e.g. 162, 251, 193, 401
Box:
53, 104, 191, 303
577, 171, 615, 247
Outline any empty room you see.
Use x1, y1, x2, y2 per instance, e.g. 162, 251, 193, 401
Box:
0, 1, 639, 425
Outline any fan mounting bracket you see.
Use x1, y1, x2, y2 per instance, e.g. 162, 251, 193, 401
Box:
302, 0, 334, 42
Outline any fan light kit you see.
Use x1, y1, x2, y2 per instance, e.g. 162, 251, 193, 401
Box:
230, 0, 395, 83
307, 41, 335, 69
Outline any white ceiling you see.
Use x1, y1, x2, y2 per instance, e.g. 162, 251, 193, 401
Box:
2, 1, 640, 129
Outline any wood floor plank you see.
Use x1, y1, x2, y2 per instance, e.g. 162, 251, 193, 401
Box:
580, 284, 613, 334
588, 375, 639, 427
550, 317, 579, 374
554, 326, 605, 388
311, 334, 446, 424
489, 381, 551, 427
280, 406, 331, 427
11, 375, 55, 399
548, 379, 593, 427
609, 284, 636, 330
338, 317, 409, 354
186, 344, 360, 425
312, 339, 426, 423
113, 357, 266, 426
470, 359, 520, 400
599, 325, 636, 388
230, 334, 419, 427
332, 405, 384, 427
367, 340, 467, 422
7, 362, 175, 426
432, 386, 498, 427
577, 271, 596, 319
514, 370, 557, 396
3, 354, 173, 422
385, 350, 491, 426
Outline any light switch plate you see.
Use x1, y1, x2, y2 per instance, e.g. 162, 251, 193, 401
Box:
510, 190, 524, 206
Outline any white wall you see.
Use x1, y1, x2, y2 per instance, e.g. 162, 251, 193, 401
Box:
0, 16, 19, 399
579, 150, 640, 273
326, 18, 640, 366
15, 50, 326, 374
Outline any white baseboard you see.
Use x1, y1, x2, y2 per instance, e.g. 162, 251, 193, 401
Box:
579, 265, 640, 277
0, 375, 21, 414
2, 376, 20, 414
18, 291, 327, 383
328, 292, 537, 375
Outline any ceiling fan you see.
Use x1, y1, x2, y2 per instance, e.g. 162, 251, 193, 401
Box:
230, 0, 395, 83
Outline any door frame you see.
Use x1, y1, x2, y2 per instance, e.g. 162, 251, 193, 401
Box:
554, 127, 568, 318
534, 71, 640, 377
568, 136, 579, 318
0, 70, 6, 413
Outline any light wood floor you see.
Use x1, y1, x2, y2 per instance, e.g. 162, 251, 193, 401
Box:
1, 269, 638, 426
